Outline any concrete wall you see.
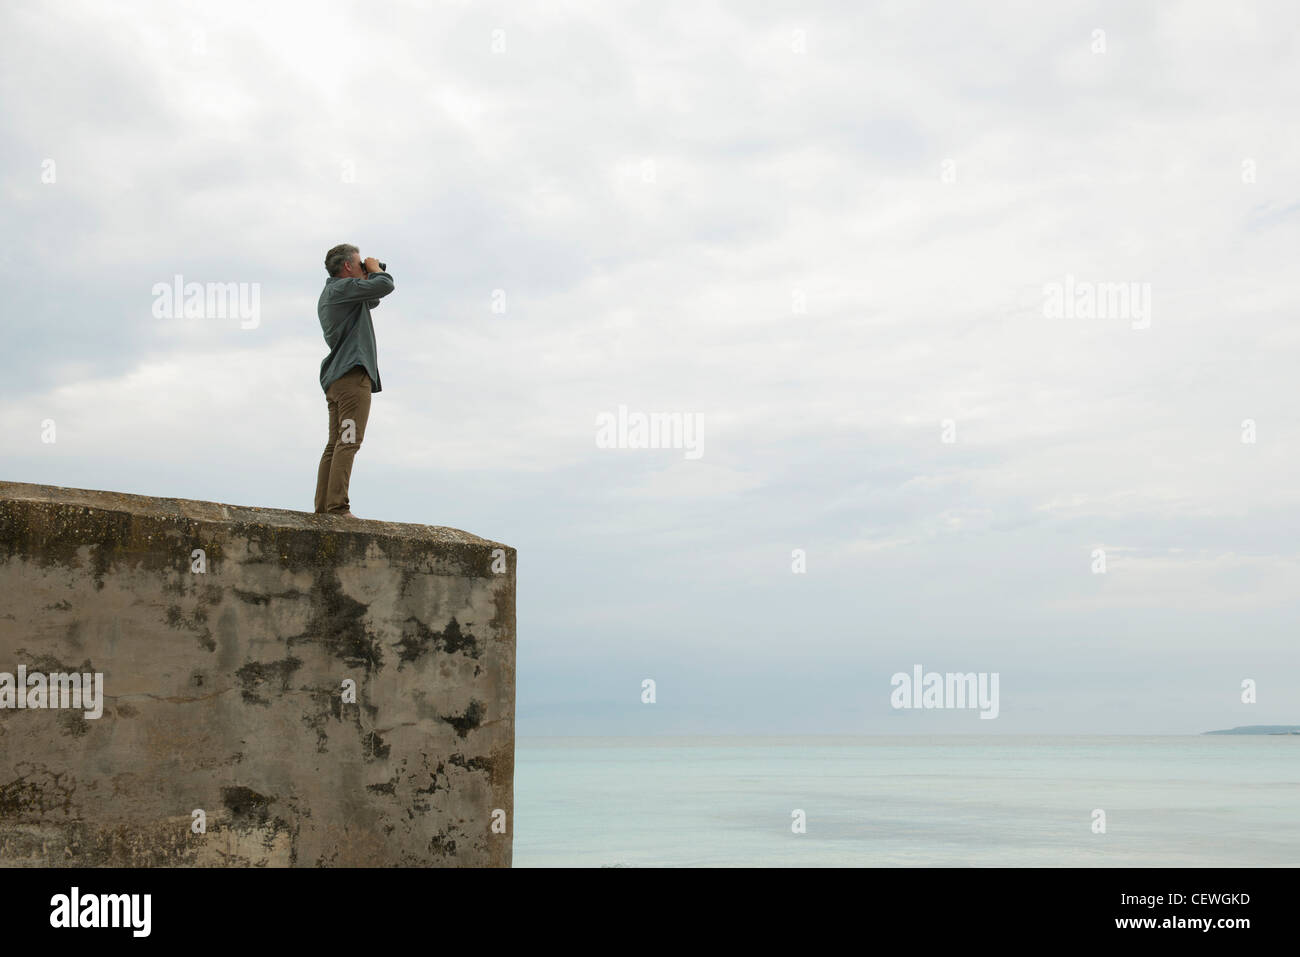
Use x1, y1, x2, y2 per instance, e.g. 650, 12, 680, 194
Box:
0, 481, 515, 867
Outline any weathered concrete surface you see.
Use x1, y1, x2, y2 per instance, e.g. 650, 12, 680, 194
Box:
0, 481, 515, 867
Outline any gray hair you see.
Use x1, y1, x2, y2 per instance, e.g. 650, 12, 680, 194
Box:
324, 243, 360, 276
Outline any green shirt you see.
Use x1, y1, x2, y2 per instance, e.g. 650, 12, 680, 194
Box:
318, 271, 394, 393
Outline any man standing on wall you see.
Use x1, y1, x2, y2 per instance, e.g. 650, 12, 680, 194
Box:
314, 243, 395, 517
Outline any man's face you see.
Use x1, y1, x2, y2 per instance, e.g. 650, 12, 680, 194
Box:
346, 253, 363, 277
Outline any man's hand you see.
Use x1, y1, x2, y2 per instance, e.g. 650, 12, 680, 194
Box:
363, 257, 382, 274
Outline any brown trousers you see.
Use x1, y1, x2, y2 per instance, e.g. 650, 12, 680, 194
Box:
314, 366, 372, 514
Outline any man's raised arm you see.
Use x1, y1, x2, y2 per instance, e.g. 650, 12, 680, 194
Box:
332, 268, 394, 305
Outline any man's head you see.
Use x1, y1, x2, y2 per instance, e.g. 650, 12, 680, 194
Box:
325, 243, 363, 278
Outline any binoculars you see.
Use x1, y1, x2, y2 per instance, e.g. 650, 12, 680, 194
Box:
365, 259, 387, 272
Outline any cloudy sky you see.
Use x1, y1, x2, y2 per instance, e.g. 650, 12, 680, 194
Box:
4, 0, 1298, 734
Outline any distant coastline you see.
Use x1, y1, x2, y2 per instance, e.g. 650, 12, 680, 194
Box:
1203, 725, 1300, 735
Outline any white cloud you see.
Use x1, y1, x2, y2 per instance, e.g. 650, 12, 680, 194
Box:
5, 0, 1300, 731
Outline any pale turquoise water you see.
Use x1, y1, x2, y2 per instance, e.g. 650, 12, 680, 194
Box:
513, 736, 1300, 867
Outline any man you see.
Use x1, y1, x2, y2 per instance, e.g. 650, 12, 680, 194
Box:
314, 243, 395, 517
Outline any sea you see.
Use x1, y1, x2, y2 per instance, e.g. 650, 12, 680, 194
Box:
513, 735, 1300, 867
